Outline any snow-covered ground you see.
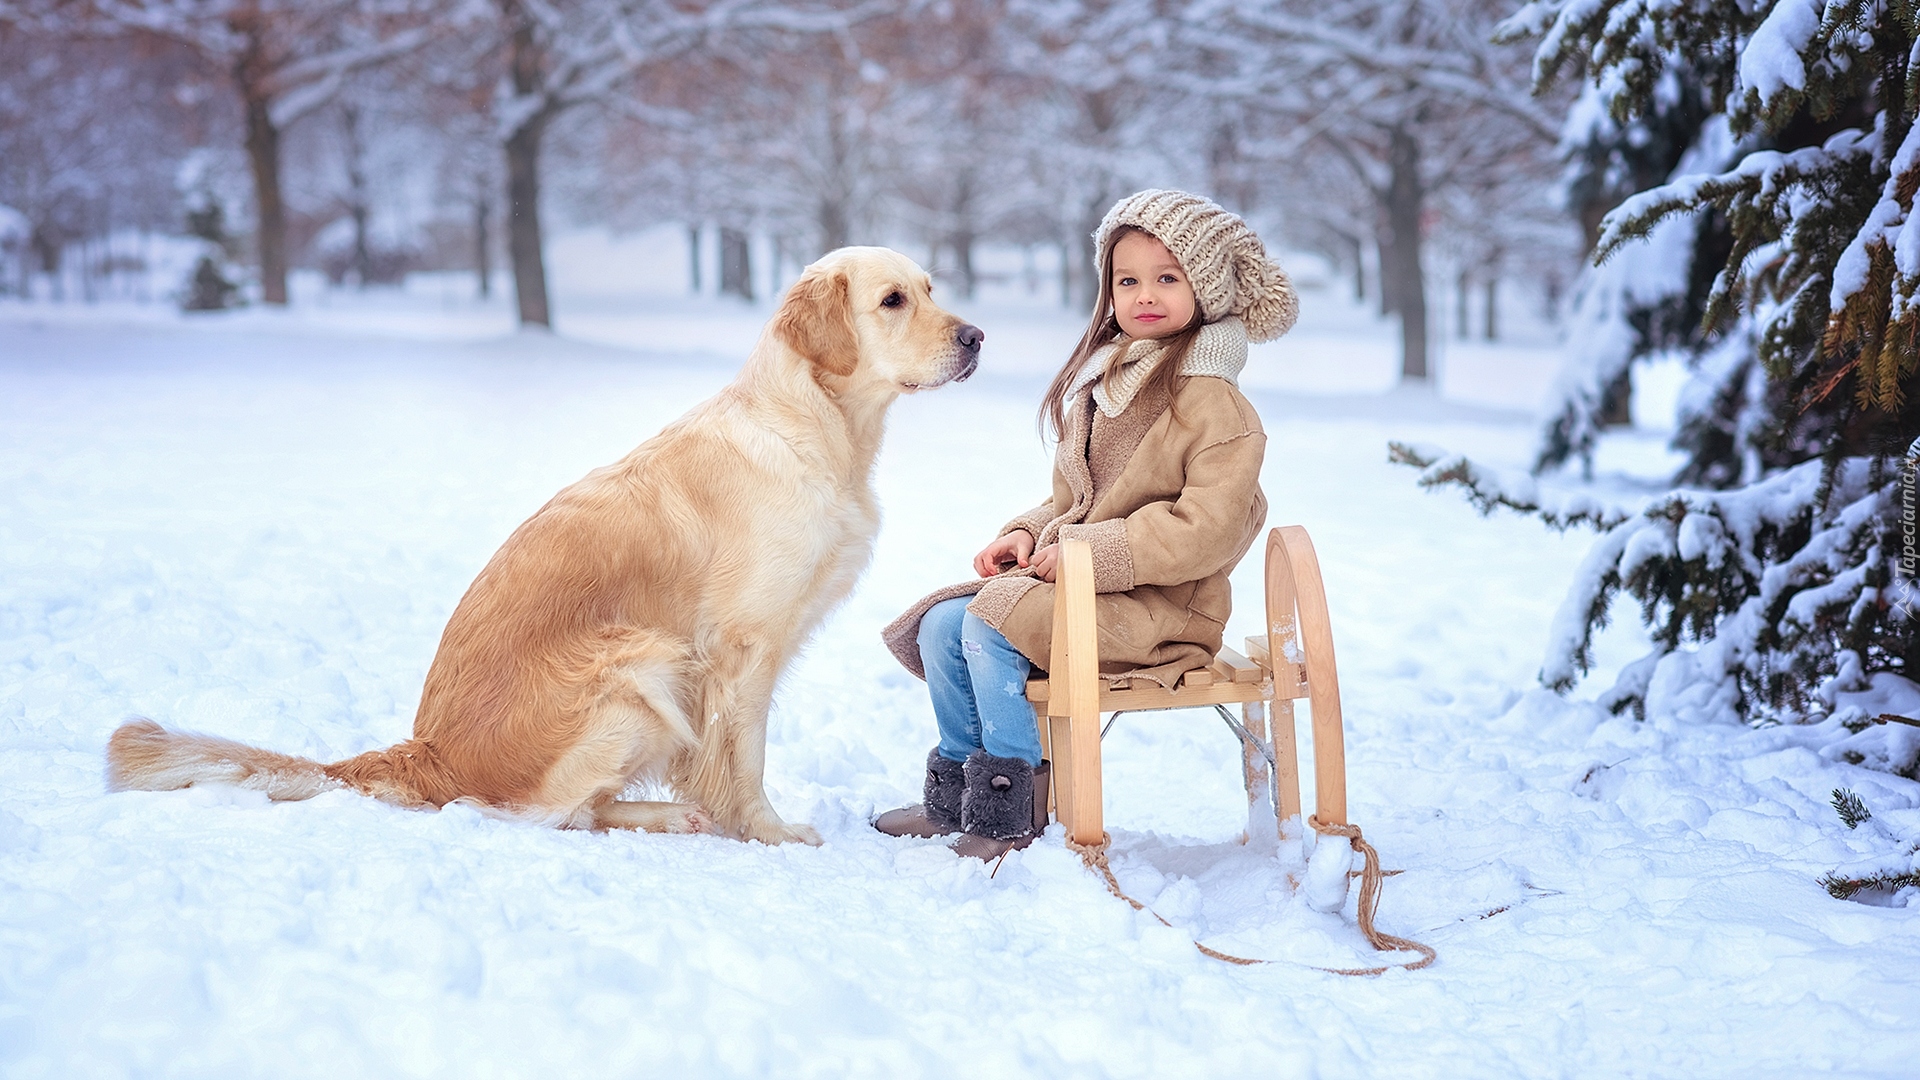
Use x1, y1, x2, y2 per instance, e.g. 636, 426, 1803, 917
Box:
1, 236, 1916, 1078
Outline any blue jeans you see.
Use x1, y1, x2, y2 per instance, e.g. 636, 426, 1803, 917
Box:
918, 596, 1043, 768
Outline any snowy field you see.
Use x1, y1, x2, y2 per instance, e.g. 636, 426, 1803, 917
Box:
1, 234, 1916, 1078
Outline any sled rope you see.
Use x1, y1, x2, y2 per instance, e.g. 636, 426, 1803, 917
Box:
1308, 815, 1437, 973
1066, 819, 1436, 976
1066, 832, 1262, 966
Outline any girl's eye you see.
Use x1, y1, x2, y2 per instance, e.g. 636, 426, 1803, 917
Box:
1159, 274, 1179, 284
882, 291, 904, 308
1117, 276, 1137, 287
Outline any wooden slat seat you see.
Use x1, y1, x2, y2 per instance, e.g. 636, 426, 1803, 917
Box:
1027, 526, 1349, 849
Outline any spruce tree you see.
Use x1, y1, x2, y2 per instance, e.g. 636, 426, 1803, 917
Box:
1401, 0, 1920, 768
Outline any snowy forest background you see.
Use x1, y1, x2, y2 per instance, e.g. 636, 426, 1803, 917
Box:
0, 0, 1581, 350
6, 0, 1912, 885
1, 0, 1919, 1065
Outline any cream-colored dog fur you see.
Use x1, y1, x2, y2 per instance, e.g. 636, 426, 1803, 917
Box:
106, 247, 980, 845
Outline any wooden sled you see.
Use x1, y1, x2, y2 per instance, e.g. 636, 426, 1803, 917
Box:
1027, 525, 1347, 849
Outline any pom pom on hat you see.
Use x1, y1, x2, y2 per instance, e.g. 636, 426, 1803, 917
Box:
1094, 189, 1299, 343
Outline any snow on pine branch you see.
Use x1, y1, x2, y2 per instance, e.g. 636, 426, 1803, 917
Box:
1493, 0, 1920, 805
1736, 0, 1820, 105
1492, 0, 1720, 101
1595, 129, 1876, 263
1833, 119, 1920, 309
1825, 104, 1920, 408
1534, 207, 1706, 477
1595, 123, 1879, 367
1536, 458, 1894, 715
1394, 441, 1899, 721
1387, 441, 1634, 531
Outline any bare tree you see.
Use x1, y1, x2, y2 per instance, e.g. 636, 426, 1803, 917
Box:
0, 23, 224, 297
1000, 0, 1198, 310
614, 18, 896, 266
1184, 0, 1563, 379
880, 0, 1035, 297
17, 0, 437, 305
471, 0, 876, 327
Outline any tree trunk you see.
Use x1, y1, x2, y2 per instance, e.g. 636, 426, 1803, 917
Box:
504, 119, 550, 327
1348, 232, 1365, 302
1383, 126, 1428, 380
350, 202, 371, 286
475, 187, 491, 299
1597, 367, 1633, 426
1483, 275, 1499, 341
340, 105, 372, 287
242, 92, 288, 305
502, 0, 551, 327
31, 226, 62, 301
687, 223, 701, 294
1376, 233, 1396, 316
1456, 268, 1470, 339
817, 199, 850, 253
816, 88, 854, 254
948, 172, 977, 298
226, 12, 287, 306
1058, 237, 1072, 308
1073, 191, 1109, 314
950, 230, 976, 299
719, 227, 753, 301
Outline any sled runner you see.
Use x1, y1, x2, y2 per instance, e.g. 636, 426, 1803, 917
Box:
1027, 525, 1345, 851
1030, 525, 1436, 971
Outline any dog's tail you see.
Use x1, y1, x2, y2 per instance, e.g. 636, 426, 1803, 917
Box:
106, 718, 344, 801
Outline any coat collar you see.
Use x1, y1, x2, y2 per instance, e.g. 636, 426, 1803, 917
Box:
1069, 316, 1250, 418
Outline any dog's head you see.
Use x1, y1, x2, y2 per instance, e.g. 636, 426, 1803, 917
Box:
773, 247, 980, 395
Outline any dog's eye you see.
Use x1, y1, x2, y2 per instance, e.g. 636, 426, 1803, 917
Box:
881, 291, 905, 309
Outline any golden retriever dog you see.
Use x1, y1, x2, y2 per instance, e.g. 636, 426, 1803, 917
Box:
106, 247, 981, 845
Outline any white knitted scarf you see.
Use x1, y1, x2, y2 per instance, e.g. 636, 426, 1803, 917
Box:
1070, 316, 1250, 418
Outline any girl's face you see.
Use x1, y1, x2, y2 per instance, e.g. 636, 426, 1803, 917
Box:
1110, 231, 1197, 340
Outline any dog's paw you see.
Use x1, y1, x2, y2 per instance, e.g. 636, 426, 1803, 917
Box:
742, 820, 822, 846
672, 808, 719, 835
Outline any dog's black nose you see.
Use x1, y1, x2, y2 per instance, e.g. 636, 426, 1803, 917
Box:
956, 324, 984, 353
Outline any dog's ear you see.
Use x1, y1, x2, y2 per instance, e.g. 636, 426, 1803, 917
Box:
774, 268, 858, 377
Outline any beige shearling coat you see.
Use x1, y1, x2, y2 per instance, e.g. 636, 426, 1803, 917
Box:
882, 353, 1268, 689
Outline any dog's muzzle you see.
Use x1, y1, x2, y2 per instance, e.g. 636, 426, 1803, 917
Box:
903, 324, 982, 390
950, 323, 982, 383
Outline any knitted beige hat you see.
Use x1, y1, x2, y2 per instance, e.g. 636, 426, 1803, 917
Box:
1094, 189, 1298, 343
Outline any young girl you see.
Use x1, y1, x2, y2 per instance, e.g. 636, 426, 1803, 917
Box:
875, 189, 1297, 858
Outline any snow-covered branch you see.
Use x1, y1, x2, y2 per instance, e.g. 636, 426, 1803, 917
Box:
1191, 2, 1562, 142
1388, 441, 1634, 531
270, 26, 437, 126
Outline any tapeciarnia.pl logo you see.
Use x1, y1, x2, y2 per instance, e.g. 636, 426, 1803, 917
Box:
1898, 437, 1920, 619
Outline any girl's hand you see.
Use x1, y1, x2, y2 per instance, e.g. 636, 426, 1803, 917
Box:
974, 530, 1036, 577
1029, 543, 1060, 583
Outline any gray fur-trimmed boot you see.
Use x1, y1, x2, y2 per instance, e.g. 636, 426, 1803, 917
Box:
951, 751, 1051, 860
873, 748, 965, 838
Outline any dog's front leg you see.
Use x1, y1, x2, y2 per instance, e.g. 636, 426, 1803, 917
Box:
676, 646, 821, 846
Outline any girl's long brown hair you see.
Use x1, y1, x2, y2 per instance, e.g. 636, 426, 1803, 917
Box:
1039, 225, 1204, 442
